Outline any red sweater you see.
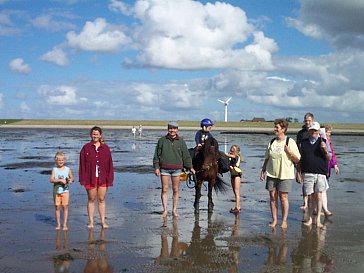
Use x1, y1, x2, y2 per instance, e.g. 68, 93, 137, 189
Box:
79, 142, 114, 187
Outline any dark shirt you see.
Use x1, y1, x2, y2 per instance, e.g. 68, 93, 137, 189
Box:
195, 130, 213, 146
296, 126, 309, 148
300, 138, 328, 175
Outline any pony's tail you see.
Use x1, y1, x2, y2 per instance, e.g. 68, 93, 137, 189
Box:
214, 175, 228, 194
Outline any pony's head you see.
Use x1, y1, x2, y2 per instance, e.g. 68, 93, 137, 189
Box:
203, 137, 219, 156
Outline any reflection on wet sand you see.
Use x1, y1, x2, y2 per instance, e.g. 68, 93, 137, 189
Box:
292, 223, 334, 273
155, 218, 189, 265
84, 228, 113, 273
155, 213, 239, 272
259, 228, 288, 273
227, 214, 241, 273
54, 230, 72, 273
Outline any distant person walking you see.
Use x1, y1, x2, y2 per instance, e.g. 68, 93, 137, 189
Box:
50, 151, 74, 230
132, 126, 136, 138
138, 125, 143, 138
79, 126, 114, 229
153, 122, 195, 218
260, 119, 300, 229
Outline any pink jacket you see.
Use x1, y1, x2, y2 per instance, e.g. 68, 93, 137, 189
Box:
327, 140, 337, 178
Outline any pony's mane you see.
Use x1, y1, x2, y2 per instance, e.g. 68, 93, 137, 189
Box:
203, 137, 219, 154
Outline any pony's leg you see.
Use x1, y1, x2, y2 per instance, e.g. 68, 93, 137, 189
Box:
208, 181, 214, 213
194, 181, 202, 212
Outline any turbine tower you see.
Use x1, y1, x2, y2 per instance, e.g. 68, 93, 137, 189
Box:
217, 97, 232, 122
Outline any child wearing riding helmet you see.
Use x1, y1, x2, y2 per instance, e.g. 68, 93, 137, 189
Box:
195, 118, 214, 148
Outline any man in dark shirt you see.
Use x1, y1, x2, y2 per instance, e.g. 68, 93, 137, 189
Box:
297, 122, 331, 228
296, 112, 314, 209
296, 112, 314, 147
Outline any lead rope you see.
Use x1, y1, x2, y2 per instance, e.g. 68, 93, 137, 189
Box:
186, 172, 196, 189
186, 172, 208, 191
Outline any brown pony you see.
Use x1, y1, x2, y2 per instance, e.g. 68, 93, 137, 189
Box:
193, 137, 227, 213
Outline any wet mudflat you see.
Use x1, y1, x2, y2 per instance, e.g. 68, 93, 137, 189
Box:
0, 128, 363, 273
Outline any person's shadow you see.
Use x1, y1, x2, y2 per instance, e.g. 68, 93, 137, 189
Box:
83, 228, 113, 273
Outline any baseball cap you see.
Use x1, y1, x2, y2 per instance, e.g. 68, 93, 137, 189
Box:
308, 121, 320, 131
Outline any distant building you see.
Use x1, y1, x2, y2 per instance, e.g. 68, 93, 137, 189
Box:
252, 117, 266, 122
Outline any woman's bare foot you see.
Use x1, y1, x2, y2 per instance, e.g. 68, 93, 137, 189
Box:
56, 226, 61, 230
161, 211, 167, 218
172, 211, 180, 218
87, 223, 94, 229
101, 223, 109, 229
324, 211, 333, 217
300, 205, 307, 211
63, 226, 68, 231
269, 221, 277, 228
281, 221, 287, 229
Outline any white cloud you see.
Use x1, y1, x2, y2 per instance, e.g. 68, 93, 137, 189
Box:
207, 47, 364, 118
108, 0, 133, 15
133, 83, 201, 110
285, 18, 322, 39
0, 10, 23, 36
286, 0, 364, 49
40, 47, 69, 66
66, 17, 130, 52
38, 85, 78, 105
20, 102, 30, 112
9, 58, 31, 74
32, 14, 76, 32
125, 0, 276, 70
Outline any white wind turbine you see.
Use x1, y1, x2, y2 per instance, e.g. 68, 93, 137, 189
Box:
217, 97, 232, 122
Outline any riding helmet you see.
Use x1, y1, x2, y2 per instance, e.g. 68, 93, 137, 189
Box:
200, 118, 214, 127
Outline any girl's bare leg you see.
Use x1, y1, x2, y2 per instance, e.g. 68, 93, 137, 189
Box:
63, 205, 68, 230
55, 205, 61, 230
231, 177, 241, 210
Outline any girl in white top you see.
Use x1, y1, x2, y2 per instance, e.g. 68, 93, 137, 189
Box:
227, 145, 243, 213
50, 151, 74, 230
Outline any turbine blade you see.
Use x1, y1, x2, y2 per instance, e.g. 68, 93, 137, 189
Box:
226, 97, 232, 103
217, 99, 225, 103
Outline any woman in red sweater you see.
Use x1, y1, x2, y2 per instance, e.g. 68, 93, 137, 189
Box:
79, 126, 114, 229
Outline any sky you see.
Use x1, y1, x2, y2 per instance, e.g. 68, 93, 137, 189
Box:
1, 0, 364, 123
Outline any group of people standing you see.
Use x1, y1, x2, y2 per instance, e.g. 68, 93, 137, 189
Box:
260, 113, 339, 229
50, 114, 338, 231
153, 118, 243, 218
